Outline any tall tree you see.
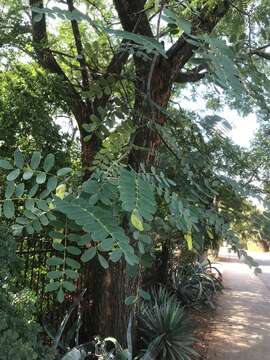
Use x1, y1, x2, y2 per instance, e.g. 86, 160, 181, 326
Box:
1, 0, 270, 343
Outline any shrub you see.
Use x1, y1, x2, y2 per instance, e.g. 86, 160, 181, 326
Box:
138, 286, 198, 360
171, 259, 223, 309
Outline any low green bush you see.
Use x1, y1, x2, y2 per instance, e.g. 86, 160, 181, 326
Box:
138, 286, 198, 360
171, 259, 223, 309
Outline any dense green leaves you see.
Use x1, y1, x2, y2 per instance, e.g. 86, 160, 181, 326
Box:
119, 169, 157, 228
0, 143, 261, 304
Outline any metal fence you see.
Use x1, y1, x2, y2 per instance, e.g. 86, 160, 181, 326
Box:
16, 235, 92, 342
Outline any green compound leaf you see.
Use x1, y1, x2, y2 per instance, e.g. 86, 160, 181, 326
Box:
55, 197, 129, 245
119, 169, 156, 222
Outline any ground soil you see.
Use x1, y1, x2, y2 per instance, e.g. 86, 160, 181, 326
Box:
191, 304, 217, 359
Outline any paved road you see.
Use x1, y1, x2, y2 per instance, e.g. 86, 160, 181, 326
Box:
207, 253, 270, 360
249, 252, 270, 290
219, 247, 270, 289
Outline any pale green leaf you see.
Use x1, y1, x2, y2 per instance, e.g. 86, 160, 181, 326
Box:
36, 172, 47, 184
0, 159, 13, 170
3, 200, 15, 218
7, 169, 20, 181
125, 296, 137, 305
57, 167, 72, 177
31, 151, 42, 169
43, 153, 55, 172
23, 169, 34, 180
131, 209, 144, 231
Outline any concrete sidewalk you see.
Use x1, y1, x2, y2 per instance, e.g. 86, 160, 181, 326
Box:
207, 258, 270, 360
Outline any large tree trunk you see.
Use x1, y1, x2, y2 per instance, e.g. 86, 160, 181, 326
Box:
81, 59, 173, 345
128, 56, 172, 168
78, 57, 173, 345
79, 139, 140, 345
81, 259, 139, 344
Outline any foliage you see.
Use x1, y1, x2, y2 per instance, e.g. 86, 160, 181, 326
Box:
0, 65, 73, 161
170, 259, 223, 309
0, 224, 54, 360
0, 144, 260, 303
138, 286, 198, 360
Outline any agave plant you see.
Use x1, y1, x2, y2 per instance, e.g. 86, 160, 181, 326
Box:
171, 259, 223, 309
138, 286, 198, 360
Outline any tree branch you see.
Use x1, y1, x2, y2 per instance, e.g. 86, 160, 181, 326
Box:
93, 40, 130, 110
66, 0, 90, 92
250, 44, 270, 61
167, 1, 231, 82
174, 66, 208, 84
29, 0, 87, 129
113, 0, 153, 37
